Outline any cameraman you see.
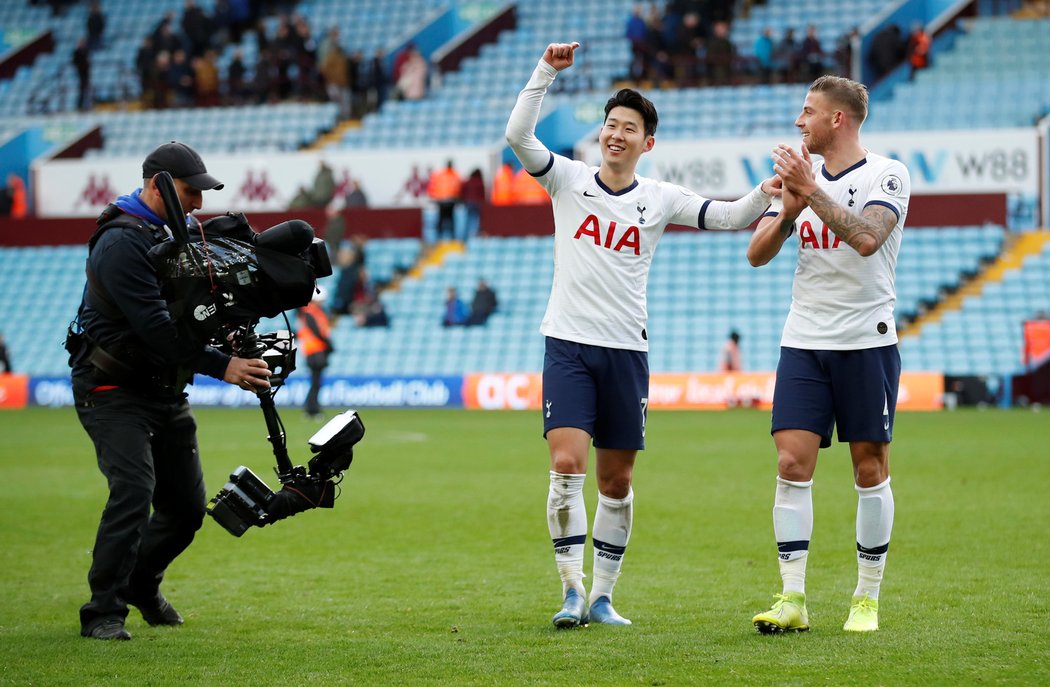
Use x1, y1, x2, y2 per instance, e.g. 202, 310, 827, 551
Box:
69, 141, 272, 641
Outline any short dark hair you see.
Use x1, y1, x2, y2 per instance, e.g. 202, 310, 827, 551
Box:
809, 75, 868, 125
604, 88, 658, 137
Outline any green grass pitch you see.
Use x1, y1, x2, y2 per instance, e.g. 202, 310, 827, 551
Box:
0, 406, 1046, 686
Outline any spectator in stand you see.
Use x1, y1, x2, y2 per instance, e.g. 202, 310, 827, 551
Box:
428, 160, 463, 241
135, 36, 155, 90
0, 333, 11, 373
869, 23, 904, 82
332, 237, 366, 316
754, 27, 775, 82
193, 50, 220, 106
73, 37, 92, 111
211, 0, 234, 47
345, 177, 368, 207
706, 20, 736, 85
323, 176, 367, 251
2, 174, 27, 219
348, 267, 377, 316
319, 28, 351, 118
297, 288, 333, 420
170, 49, 196, 107
834, 27, 860, 78
491, 162, 515, 206
360, 49, 388, 113
146, 50, 172, 108
773, 27, 800, 82
291, 13, 322, 100
626, 4, 649, 82
268, 18, 296, 101
467, 279, 498, 326
800, 24, 826, 81
86, 1, 105, 52
181, 0, 210, 57
225, 48, 250, 104
906, 22, 931, 79
719, 330, 742, 371
392, 42, 415, 87
441, 287, 469, 327
670, 11, 706, 86
347, 50, 365, 117
460, 168, 486, 240
354, 294, 390, 328
152, 15, 182, 56
395, 45, 428, 101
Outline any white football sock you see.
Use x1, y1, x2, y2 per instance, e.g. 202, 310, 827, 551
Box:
547, 471, 588, 596
773, 476, 814, 595
854, 477, 894, 600
589, 488, 634, 605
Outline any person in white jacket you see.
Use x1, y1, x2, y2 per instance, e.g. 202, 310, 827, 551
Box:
506, 41, 780, 629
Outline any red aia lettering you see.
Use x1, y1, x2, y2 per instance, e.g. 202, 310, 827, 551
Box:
574, 215, 640, 255
798, 221, 841, 249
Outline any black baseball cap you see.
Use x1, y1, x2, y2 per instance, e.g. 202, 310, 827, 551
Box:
142, 141, 224, 191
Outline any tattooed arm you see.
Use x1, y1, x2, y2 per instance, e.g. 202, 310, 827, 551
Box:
803, 189, 898, 257
772, 142, 898, 257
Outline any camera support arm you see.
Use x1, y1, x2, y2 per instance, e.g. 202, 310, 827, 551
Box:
256, 389, 295, 480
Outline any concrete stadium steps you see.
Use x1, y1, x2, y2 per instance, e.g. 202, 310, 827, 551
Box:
903, 231, 1050, 338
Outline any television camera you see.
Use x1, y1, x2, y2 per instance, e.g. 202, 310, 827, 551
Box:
149, 171, 365, 537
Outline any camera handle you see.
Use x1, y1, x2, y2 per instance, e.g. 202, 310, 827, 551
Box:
255, 389, 296, 480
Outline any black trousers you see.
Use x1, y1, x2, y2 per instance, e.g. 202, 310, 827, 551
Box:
304, 352, 327, 416
435, 200, 457, 239
73, 374, 207, 631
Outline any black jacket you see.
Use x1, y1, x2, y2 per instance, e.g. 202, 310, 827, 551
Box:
75, 208, 229, 381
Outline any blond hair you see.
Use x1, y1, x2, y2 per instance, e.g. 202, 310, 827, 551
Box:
809, 75, 869, 125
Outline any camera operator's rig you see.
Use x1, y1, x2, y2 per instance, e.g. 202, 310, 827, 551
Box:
149, 171, 365, 537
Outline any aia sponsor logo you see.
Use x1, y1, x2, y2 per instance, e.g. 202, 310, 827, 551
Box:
574, 214, 640, 255
798, 220, 842, 250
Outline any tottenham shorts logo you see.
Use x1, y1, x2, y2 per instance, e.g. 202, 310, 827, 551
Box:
194, 303, 217, 321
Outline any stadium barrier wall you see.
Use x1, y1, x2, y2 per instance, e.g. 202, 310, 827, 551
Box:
32, 128, 1039, 220
14, 372, 944, 410
576, 129, 1040, 201
0, 374, 28, 408
461, 371, 945, 411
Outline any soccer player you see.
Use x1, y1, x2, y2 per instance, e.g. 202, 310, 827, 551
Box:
506, 41, 780, 629
746, 75, 911, 633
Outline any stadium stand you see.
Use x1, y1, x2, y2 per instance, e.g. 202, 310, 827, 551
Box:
865, 17, 1050, 132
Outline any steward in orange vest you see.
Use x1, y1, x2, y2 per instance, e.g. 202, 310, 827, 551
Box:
297, 296, 333, 418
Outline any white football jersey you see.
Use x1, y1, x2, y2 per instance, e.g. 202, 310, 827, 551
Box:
767, 152, 910, 349
535, 154, 710, 351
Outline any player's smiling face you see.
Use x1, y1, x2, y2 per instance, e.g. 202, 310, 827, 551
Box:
795, 91, 836, 155
600, 106, 654, 168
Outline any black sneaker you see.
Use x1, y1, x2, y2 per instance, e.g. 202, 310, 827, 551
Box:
82, 618, 131, 640
126, 593, 184, 626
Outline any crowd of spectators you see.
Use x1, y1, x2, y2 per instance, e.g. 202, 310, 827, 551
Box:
625, 1, 855, 88
66, 0, 397, 118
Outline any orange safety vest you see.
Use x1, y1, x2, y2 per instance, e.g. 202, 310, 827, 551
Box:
910, 32, 930, 69
9, 176, 26, 219
512, 168, 550, 205
491, 164, 515, 205
297, 302, 331, 357
427, 167, 462, 201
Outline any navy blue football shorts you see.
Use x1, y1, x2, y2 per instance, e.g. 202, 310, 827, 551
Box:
771, 345, 901, 448
542, 337, 649, 450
